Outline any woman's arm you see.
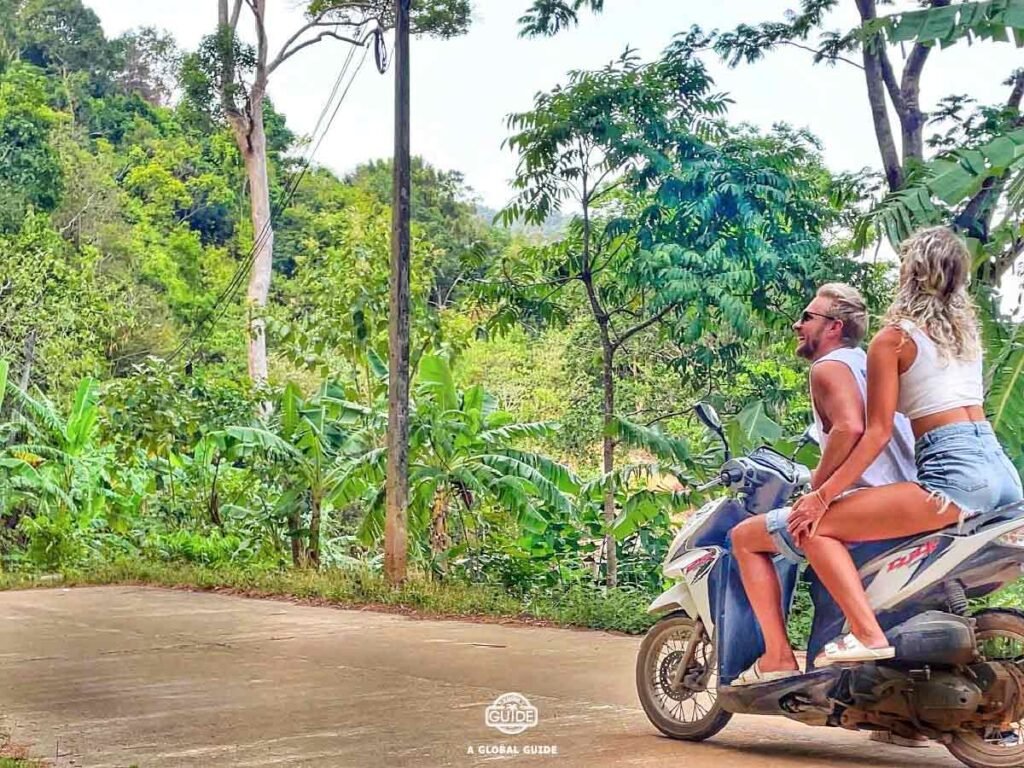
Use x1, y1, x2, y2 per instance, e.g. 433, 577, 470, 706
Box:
817, 327, 904, 505
788, 327, 905, 542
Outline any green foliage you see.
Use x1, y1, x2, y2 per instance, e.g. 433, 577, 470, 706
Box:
982, 301, 1024, 471
858, 125, 1024, 265
0, 63, 63, 228
501, 47, 727, 227
306, 0, 474, 39
4, 0, 114, 83
861, 0, 1024, 49
330, 355, 578, 571
518, 0, 604, 37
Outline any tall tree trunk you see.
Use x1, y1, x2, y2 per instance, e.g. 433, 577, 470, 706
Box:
430, 486, 451, 575
307, 489, 322, 568
860, 49, 903, 191
599, 331, 617, 588
855, 0, 903, 191
237, 101, 273, 386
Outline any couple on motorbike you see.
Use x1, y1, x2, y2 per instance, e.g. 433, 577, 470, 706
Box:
729, 226, 1024, 687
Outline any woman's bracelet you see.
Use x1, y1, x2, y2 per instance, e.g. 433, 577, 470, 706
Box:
809, 489, 831, 509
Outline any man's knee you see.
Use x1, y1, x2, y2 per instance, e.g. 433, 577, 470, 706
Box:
730, 516, 765, 552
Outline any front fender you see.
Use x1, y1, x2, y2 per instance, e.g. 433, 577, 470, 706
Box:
647, 581, 698, 617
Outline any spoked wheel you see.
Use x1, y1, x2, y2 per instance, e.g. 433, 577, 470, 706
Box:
948, 610, 1024, 768
635, 612, 731, 740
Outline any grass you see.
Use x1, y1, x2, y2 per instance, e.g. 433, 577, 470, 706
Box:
0, 560, 659, 635
0, 734, 40, 768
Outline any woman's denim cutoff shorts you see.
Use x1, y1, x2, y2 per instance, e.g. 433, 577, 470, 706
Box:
914, 421, 1022, 516
765, 421, 1023, 564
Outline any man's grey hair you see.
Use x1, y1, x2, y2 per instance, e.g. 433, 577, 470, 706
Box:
817, 282, 868, 347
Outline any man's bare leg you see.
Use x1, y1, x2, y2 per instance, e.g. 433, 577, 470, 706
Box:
731, 516, 798, 673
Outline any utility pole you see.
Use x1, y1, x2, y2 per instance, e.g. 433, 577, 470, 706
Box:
385, 0, 411, 586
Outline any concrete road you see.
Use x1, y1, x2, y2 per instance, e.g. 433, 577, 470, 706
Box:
0, 586, 961, 767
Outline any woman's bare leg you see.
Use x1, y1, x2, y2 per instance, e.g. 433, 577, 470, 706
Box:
730, 516, 798, 672
804, 482, 961, 648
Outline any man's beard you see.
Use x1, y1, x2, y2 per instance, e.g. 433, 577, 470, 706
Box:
796, 337, 817, 360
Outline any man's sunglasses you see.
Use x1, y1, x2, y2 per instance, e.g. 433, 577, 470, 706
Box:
800, 310, 840, 324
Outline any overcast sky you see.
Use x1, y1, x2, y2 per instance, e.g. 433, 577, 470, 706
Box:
88, 1, 1021, 209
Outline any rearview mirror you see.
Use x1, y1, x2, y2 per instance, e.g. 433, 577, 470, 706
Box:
803, 423, 820, 447
694, 402, 722, 432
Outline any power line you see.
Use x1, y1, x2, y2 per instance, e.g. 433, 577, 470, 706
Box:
165, 38, 373, 366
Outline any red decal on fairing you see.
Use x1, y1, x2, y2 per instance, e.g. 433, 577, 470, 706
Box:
685, 553, 715, 575
886, 539, 939, 572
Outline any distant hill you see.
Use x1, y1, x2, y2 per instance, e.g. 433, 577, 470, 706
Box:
476, 204, 570, 239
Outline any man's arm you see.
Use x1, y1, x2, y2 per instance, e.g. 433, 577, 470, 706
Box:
809, 360, 866, 490
817, 329, 904, 504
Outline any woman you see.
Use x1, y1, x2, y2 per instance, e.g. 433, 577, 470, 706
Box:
732, 226, 1023, 685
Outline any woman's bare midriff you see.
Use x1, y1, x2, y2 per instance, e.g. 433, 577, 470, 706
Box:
910, 405, 987, 440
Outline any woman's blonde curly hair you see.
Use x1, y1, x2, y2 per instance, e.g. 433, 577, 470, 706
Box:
883, 226, 980, 361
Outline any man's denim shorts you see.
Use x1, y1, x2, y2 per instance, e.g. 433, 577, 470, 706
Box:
766, 506, 804, 563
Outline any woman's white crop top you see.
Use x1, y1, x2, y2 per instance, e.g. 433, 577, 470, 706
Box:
896, 320, 983, 420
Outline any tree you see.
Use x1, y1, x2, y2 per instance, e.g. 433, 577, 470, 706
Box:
493, 49, 724, 586
0, 63, 63, 229
518, 0, 604, 37
113, 27, 181, 107
215, 381, 354, 567
519, 1, 1024, 284
184, 0, 472, 386
2, 0, 114, 88
494, 50, 848, 585
707, 1, 1024, 281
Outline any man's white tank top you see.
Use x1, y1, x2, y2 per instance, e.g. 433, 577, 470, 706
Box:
811, 346, 918, 488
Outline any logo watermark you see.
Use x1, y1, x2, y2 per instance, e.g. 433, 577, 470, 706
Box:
485, 692, 539, 736
468, 693, 557, 758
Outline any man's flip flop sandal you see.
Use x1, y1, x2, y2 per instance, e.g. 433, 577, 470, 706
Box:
730, 661, 799, 687
815, 633, 896, 667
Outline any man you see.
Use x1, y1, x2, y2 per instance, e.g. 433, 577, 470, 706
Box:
731, 283, 922, 745
768, 282, 917, 561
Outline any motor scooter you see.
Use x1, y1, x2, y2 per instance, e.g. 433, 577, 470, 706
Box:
636, 402, 1024, 768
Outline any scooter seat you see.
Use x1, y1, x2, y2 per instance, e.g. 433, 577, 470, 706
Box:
953, 500, 1024, 536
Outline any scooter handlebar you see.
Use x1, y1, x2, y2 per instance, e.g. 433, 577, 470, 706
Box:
695, 476, 722, 493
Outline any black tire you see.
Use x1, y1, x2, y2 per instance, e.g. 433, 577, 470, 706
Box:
635, 612, 732, 741
947, 610, 1024, 768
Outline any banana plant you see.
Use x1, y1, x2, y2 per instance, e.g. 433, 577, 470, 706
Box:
981, 301, 1024, 472
327, 355, 578, 574
210, 381, 357, 568
0, 366, 133, 568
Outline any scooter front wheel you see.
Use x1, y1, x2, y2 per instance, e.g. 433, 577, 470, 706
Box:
635, 612, 731, 740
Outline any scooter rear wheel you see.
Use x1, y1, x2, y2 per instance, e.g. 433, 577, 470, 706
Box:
635, 612, 732, 741
947, 610, 1024, 768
